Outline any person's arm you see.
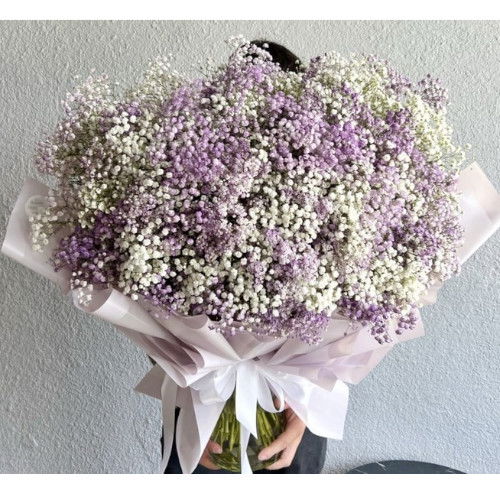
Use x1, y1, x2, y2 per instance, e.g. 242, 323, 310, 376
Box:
257, 403, 306, 470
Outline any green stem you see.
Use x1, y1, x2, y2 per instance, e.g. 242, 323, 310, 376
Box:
209, 391, 286, 472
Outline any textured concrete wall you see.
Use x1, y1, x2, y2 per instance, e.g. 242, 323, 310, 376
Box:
0, 20, 498, 474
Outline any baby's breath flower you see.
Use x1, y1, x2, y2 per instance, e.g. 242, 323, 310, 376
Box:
31, 38, 465, 344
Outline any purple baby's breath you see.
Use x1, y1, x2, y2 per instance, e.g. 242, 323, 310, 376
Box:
30, 38, 465, 344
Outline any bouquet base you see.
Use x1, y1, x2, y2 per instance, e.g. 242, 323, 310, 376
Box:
210, 393, 286, 472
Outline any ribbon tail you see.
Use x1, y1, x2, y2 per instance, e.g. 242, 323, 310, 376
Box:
159, 375, 178, 473
239, 425, 252, 474
235, 362, 259, 474
235, 362, 258, 437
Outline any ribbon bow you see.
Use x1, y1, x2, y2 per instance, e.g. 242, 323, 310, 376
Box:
142, 352, 350, 474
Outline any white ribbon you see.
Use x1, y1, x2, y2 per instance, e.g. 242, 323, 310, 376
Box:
140, 354, 349, 474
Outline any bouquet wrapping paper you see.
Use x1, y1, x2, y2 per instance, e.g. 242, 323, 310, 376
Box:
2, 162, 499, 473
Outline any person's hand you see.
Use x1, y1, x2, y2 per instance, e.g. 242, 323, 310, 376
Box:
257, 403, 306, 470
199, 440, 223, 470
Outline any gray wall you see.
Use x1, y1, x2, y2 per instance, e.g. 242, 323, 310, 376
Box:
0, 20, 498, 474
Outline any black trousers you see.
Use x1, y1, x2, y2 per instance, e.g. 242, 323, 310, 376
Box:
162, 408, 327, 474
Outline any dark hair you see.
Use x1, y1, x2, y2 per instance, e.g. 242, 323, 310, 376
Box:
249, 39, 303, 73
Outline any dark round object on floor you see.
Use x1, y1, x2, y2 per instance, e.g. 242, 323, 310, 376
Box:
346, 460, 465, 474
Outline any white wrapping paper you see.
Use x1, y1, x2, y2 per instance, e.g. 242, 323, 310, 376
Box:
1, 162, 499, 473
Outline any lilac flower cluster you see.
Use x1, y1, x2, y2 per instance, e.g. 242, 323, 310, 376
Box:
30, 37, 465, 344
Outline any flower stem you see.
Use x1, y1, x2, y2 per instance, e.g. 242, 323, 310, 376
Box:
210, 391, 286, 472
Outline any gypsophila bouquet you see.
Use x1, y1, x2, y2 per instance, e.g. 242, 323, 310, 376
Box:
5, 36, 499, 474
31, 36, 466, 345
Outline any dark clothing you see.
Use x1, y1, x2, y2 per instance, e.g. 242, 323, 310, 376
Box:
162, 408, 327, 474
